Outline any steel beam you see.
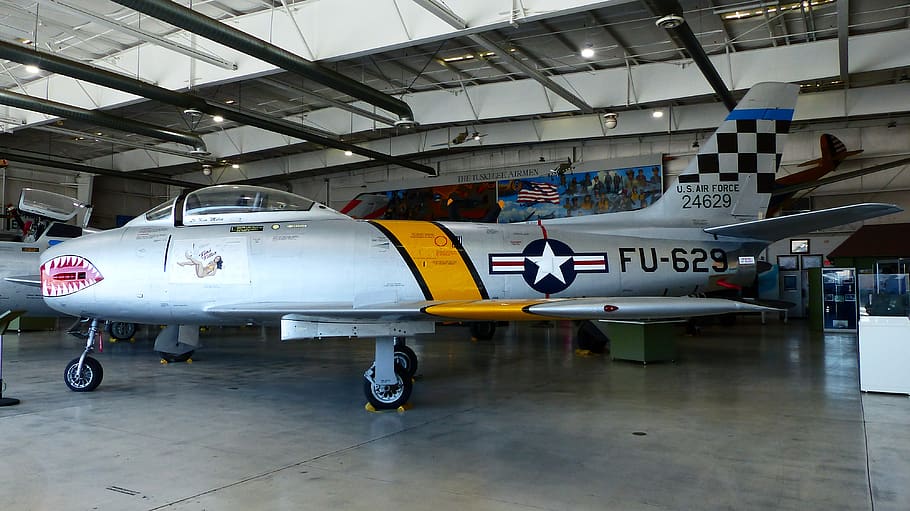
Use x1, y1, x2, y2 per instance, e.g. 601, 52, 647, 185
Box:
39, 0, 237, 70
643, 0, 736, 111
0, 88, 207, 153
837, 0, 849, 87
412, 0, 593, 113
0, 148, 200, 187
35, 125, 215, 161
0, 40, 435, 175
110, 0, 416, 123
260, 78, 400, 126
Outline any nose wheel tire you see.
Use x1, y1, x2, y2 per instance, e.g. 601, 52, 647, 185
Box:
64, 356, 103, 392
364, 365, 413, 410
394, 345, 418, 379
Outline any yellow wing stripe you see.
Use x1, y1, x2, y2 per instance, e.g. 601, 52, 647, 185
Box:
372, 220, 484, 300
423, 300, 555, 321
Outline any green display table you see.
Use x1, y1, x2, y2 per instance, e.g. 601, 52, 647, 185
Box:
603, 320, 681, 364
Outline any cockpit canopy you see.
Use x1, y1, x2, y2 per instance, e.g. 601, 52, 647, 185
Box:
137, 185, 348, 226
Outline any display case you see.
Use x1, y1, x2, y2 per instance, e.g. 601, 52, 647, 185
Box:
822, 268, 857, 331
858, 274, 910, 394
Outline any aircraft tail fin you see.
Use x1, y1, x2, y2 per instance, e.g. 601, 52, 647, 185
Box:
644, 82, 799, 226
704, 203, 902, 241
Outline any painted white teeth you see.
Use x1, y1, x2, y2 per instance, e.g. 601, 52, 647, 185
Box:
41, 255, 104, 297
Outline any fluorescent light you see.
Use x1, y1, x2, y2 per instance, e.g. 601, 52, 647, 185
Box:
231, 163, 240, 169
344, 150, 353, 156
652, 110, 664, 119
213, 115, 224, 123
24, 64, 39, 74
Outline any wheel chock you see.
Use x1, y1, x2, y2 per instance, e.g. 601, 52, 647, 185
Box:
159, 359, 168, 365
574, 348, 596, 357
364, 402, 413, 413
109, 338, 118, 344
185, 358, 193, 364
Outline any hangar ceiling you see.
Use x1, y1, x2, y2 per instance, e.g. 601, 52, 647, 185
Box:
0, 0, 908, 187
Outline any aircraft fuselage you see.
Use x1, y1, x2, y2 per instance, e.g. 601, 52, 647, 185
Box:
42, 217, 758, 325
0, 239, 56, 316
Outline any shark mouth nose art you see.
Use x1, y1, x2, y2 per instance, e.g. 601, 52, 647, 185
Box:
41, 255, 104, 297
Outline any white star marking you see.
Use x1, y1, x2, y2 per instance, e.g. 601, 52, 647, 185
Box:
526, 241, 573, 284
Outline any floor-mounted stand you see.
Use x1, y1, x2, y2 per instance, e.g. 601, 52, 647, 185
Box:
0, 310, 25, 406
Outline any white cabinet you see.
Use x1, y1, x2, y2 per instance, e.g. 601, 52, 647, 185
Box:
858, 316, 910, 394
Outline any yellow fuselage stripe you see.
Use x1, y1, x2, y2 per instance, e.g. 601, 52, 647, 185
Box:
373, 220, 483, 300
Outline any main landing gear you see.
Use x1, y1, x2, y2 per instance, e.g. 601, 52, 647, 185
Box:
64, 318, 104, 392
363, 336, 418, 410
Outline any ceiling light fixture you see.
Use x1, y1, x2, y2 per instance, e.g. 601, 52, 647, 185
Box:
213, 115, 224, 123
603, 112, 618, 129
344, 150, 353, 156
655, 14, 685, 29
652, 110, 664, 119
580, 45, 595, 59
24, 64, 40, 74
231, 163, 240, 169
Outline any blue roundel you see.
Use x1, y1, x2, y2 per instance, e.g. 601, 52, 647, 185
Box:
522, 238, 577, 294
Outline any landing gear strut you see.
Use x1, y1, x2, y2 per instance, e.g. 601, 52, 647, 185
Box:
64, 318, 104, 392
364, 336, 416, 410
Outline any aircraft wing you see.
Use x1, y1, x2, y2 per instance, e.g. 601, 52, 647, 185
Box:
705, 203, 902, 242
205, 296, 778, 322
4, 275, 41, 287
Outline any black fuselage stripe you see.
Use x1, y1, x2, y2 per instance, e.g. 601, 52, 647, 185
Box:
433, 222, 490, 299
369, 221, 433, 300
163, 235, 172, 272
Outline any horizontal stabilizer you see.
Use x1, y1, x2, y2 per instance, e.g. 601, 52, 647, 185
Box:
704, 203, 902, 241
208, 296, 778, 323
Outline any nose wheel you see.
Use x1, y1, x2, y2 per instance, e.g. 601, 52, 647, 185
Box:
64, 356, 103, 392
64, 318, 104, 392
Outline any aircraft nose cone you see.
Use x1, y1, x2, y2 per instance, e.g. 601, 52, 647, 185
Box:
40, 255, 104, 297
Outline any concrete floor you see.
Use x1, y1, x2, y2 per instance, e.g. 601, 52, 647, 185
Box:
1, 317, 908, 511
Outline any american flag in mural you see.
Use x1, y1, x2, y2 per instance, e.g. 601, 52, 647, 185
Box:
516, 181, 560, 204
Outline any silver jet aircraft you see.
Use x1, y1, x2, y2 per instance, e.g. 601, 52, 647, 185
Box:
40, 83, 900, 409
0, 188, 93, 318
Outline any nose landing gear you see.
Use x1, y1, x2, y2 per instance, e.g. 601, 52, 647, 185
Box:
64, 318, 104, 392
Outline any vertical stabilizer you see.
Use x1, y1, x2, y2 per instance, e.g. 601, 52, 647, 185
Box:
649, 82, 799, 226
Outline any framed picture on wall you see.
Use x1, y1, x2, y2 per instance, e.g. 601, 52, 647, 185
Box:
790, 239, 810, 254
801, 254, 824, 269
778, 255, 799, 270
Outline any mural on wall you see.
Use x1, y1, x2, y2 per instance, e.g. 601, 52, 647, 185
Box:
496, 165, 663, 222
379, 182, 500, 222
341, 160, 663, 223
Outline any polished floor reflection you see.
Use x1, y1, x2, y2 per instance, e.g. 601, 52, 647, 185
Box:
1, 317, 908, 511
